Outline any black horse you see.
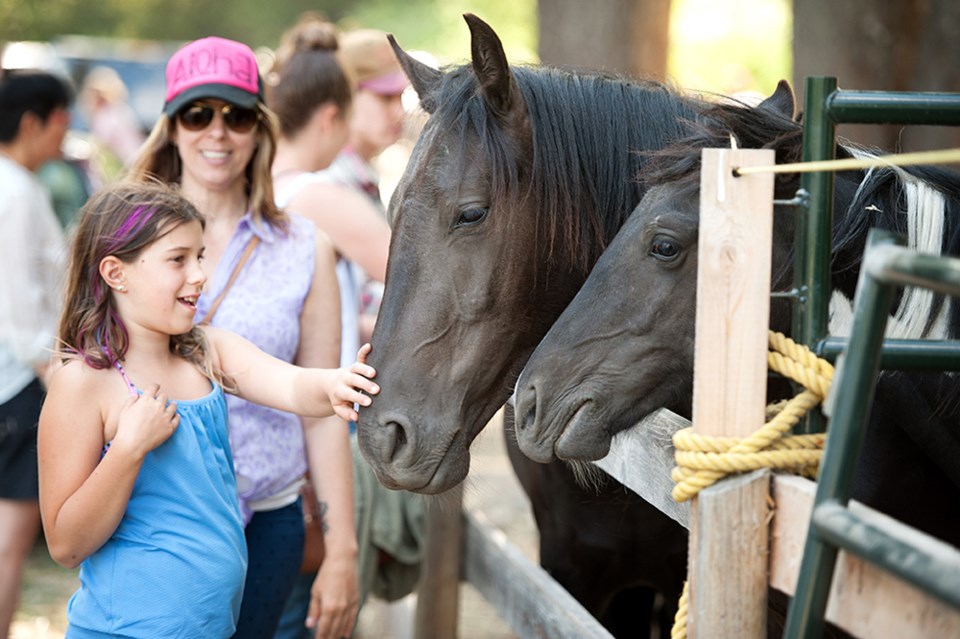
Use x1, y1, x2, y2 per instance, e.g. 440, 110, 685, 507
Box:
513, 81, 960, 551
358, 13, 712, 637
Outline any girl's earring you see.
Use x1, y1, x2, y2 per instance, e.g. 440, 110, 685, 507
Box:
116, 284, 125, 292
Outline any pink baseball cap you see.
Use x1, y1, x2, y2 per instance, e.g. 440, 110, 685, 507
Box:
338, 29, 410, 96
359, 70, 409, 96
163, 36, 264, 116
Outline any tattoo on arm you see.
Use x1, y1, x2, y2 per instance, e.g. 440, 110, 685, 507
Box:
319, 501, 329, 535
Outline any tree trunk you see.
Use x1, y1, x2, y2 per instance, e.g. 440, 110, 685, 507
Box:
538, 0, 671, 81
794, 0, 960, 152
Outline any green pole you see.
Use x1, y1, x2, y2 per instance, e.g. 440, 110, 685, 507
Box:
783, 230, 904, 639
794, 77, 837, 434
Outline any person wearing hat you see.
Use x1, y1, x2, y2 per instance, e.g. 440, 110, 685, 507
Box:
128, 36, 359, 639
334, 28, 409, 186
321, 28, 408, 204
318, 27, 410, 353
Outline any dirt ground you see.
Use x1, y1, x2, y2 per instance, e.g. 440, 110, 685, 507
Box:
13, 411, 540, 639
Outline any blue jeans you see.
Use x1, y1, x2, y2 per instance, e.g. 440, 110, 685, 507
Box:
231, 500, 305, 639
274, 571, 316, 639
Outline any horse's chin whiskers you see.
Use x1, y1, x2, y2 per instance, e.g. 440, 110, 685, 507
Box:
567, 459, 608, 493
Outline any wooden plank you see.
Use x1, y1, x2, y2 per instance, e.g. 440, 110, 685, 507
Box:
594, 408, 691, 529
689, 147, 775, 639
414, 483, 464, 639
771, 475, 960, 638
590, 417, 960, 637
462, 509, 614, 639
692, 469, 773, 631
692, 147, 774, 437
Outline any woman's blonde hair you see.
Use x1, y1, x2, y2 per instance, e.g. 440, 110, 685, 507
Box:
58, 180, 224, 385
127, 104, 286, 230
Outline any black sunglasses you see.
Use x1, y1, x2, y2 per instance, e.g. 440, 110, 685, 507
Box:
176, 102, 260, 133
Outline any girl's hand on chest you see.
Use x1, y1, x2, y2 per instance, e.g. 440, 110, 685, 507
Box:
110, 383, 180, 460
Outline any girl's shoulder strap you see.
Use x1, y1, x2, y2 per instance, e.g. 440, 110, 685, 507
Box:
111, 359, 139, 397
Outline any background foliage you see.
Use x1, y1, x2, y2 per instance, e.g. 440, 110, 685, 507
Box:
0, 0, 792, 94
0, 0, 538, 63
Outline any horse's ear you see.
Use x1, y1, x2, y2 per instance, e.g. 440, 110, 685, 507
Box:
758, 80, 798, 121
388, 34, 441, 114
464, 13, 525, 125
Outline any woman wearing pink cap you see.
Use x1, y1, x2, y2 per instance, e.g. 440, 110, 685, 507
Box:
128, 36, 359, 639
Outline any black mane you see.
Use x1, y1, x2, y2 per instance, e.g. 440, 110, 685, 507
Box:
642, 97, 805, 196
428, 62, 702, 274
644, 97, 960, 197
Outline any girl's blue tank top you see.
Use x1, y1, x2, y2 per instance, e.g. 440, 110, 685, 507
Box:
65, 383, 247, 638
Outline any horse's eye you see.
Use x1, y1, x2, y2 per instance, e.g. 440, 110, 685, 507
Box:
651, 237, 680, 261
455, 208, 489, 228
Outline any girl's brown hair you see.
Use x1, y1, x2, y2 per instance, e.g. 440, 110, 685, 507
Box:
58, 181, 221, 383
267, 12, 353, 137
126, 102, 286, 230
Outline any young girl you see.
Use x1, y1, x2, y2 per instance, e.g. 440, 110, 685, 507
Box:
129, 35, 360, 638
37, 181, 379, 638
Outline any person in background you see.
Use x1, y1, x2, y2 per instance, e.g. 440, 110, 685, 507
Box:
269, 15, 390, 381
267, 13, 369, 637
127, 36, 359, 639
320, 28, 411, 343
78, 65, 146, 176
270, 22, 423, 639
0, 68, 72, 639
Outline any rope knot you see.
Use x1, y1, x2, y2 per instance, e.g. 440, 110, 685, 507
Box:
670, 331, 833, 503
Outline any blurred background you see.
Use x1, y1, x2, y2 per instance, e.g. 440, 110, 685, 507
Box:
3, 0, 957, 153
3, 0, 957, 636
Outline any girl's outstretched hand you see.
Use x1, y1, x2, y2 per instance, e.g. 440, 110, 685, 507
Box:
330, 344, 379, 423
112, 383, 180, 459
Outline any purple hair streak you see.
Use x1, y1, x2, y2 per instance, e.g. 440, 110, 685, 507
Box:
105, 206, 156, 254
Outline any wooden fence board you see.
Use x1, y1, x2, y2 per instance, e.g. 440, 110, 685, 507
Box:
770, 475, 960, 638
462, 509, 614, 639
594, 408, 691, 529
689, 147, 775, 638
415, 484, 464, 638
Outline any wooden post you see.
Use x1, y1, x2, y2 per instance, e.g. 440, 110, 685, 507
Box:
688, 148, 775, 638
414, 483, 464, 638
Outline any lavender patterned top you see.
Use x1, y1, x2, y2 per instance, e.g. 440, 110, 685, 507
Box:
195, 212, 316, 525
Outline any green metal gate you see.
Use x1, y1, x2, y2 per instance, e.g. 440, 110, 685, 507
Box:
783, 77, 960, 638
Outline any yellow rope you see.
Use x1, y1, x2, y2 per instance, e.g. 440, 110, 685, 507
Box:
671, 581, 689, 639
671, 330, 832, 502
669, 330, 834, 638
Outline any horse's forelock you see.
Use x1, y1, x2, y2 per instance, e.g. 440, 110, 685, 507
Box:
643, 100, 804, 191
512, 67, 698, 274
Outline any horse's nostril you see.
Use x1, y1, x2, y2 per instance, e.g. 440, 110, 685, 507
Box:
518, 386, 537, 432
385, 421, 408, 462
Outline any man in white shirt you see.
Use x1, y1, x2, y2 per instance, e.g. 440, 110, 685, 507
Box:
0, 68, 72, 637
